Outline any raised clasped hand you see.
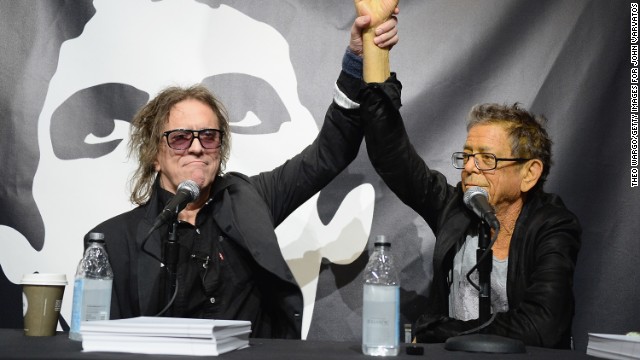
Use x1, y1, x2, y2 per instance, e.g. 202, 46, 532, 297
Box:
354, 0, 399, 28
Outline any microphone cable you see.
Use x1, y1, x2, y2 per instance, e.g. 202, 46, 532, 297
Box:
456, 221, 501, 335
465, 221, 500, 292
140, 226, 180, 317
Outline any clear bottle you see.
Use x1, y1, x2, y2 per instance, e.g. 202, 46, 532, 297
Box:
362, 235, 400, 356
69, 232, 113, 341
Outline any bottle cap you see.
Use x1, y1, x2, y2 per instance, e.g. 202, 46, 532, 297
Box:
374, 235, 390, 247
88, 232, 105, 242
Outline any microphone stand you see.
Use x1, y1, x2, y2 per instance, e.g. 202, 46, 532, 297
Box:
162, 220, 180, 317
444, 220, 525, 353
477, 219, 492, 324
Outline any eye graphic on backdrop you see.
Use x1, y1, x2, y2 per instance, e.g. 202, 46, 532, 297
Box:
202, 74, 290, 135
50, 83, 149, 159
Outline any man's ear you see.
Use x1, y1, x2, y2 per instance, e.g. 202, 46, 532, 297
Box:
520, 159, 543, 192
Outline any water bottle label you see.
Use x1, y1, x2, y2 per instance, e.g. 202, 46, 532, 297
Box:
362, 284, 399, 349
82, 279, 113, 321
70, 279, 112, 333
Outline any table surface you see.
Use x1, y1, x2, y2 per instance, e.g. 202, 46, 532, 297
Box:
0, 328, 598, 359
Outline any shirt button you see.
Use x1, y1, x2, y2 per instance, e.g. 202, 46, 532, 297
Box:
209, 297, 216, 304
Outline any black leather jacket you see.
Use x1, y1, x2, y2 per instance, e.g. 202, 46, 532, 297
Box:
359, 81, 581, 348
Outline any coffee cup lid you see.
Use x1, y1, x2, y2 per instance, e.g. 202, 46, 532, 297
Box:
20, 273, 68, 286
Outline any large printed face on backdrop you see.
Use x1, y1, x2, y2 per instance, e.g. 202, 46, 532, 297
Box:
0, 0, 373, 338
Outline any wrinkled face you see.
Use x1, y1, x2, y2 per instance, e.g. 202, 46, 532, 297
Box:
461, 124, 525, 211
155, 100, 222, 194
0, 0, 374, 339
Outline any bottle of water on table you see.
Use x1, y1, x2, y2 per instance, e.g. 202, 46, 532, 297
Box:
362, 235, 400, 356
69, 232, 113, 341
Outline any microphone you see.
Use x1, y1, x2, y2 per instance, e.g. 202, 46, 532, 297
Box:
463, 186, 500, 230
151, 180, 200, 231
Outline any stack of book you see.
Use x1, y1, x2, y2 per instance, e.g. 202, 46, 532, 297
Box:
80, 317, 251, 356
586, 332, 640, 360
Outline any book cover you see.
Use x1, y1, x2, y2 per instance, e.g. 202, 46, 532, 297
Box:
587, 333, 640, 360
80, 316, 252, 356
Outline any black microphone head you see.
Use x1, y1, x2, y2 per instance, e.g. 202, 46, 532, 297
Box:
463, 186, 489, 208
177, 180, 200, 201
463, 186, 500, 230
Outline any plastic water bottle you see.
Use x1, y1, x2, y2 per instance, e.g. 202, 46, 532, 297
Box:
362, 236, 400, 356
69, 232, 113, 341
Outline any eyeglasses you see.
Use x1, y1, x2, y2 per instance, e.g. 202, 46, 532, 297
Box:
452, 152, 531, 171
162, 129, 224, 150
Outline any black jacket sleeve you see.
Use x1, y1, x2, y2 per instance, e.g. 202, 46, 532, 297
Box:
249, 70, 366, 226
359, 76, 457, 232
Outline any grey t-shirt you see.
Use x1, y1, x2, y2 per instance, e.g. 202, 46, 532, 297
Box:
449, 230, 509, 321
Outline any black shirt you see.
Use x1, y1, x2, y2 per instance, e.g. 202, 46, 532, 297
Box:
157, 188, 265, 336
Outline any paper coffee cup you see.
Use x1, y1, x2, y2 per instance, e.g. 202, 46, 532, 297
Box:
21, 273, 68, 336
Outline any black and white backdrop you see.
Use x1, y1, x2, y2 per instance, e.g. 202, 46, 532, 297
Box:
0, 0, 637, 351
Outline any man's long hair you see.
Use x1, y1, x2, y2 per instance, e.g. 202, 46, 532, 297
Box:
128, 85, 231, 205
